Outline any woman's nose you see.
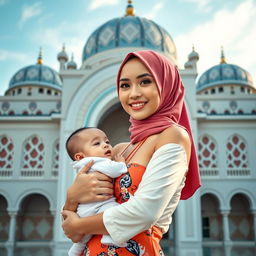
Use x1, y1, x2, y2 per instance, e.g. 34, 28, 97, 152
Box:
130, 84, 142, 98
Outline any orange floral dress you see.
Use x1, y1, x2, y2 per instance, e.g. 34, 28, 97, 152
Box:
83, 163, 164, 256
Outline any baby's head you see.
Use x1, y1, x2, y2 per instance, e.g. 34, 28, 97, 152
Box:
66, 127, 113, 161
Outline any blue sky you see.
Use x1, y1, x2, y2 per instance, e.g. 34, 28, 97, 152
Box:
0, 0, 255, 95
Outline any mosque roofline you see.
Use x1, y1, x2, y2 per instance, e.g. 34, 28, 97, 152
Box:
197, 80, 254, 92
197, 113, 256, 120
0, 113, 61, 121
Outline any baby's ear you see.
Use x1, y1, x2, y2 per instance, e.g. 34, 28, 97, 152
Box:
74, 152, 85, 161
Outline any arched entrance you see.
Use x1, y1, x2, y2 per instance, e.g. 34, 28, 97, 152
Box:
15, 194, 53, 256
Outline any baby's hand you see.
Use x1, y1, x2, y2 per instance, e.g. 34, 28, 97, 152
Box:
114, 154, 126, 163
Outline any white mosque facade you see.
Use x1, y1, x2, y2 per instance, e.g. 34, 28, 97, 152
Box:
0, 3, 256, 256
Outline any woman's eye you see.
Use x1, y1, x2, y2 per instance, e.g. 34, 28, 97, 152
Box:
140, 79, 152, 85
119, 83, 130, 89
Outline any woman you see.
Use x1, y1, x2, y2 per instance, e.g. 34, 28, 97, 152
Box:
62, 50, 201, 255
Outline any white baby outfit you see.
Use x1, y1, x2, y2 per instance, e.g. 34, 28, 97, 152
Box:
68, 157, 127, 256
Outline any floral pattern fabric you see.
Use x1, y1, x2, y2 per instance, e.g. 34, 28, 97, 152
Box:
83, 163, 164, 256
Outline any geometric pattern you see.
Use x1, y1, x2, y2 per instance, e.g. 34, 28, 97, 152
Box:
229, 194, 254, 241
226, 134, 248, 168
9, 64, 62, 92
16, 194, 53, 241
82, 16, 176, 61
198, 135, 218, 169
52, 139, 59, 177
22, 136, 44, 169
99, 26, 115, 46
197, 63, 253, 92
0, 135, 14, 170
120, 22, 139, 43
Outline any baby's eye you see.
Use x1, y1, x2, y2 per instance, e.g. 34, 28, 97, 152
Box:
93, 142, 100, 146
106, 140, 110, 144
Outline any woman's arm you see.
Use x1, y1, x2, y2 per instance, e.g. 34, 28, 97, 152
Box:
63, 160, 114, 211
103, 143, 188, 244
62, 211, 107, 242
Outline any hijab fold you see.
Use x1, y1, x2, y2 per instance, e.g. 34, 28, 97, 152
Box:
117, 50, 201, 200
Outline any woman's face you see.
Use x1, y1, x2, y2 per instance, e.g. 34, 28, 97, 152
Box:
118, 58, 160, 120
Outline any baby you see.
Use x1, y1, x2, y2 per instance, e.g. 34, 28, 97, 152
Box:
65, 127, 127, 256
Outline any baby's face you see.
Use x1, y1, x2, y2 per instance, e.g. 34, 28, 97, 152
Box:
80, 128, 113, 159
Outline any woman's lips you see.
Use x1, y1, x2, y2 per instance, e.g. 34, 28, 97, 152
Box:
130, 102, 146, 110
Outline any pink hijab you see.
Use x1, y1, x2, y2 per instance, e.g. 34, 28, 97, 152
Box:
117, 50, 201, 200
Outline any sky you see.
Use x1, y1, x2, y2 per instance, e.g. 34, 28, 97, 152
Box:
0, 0, 255, 96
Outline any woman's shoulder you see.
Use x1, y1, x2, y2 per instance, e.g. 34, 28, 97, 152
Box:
113, 142, 130, 156
155, 125, 191, 156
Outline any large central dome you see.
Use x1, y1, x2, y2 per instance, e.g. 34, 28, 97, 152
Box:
82, 14, 177, 62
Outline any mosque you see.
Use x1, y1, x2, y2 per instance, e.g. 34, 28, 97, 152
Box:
0, 1, 255, 256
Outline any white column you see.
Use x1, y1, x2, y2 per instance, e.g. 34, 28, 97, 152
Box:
7, 211, 17, 242
6, 211, 18, 256
221, 210, 230, 242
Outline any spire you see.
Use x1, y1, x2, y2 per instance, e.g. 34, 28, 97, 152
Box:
37, 47, 43, 65
125, 0, 135, 16
220, 46, 226, 64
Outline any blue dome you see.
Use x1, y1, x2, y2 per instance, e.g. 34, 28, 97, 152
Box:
8, 63, 62, 91
197, 63, 254, 92
82, 16, 177, 61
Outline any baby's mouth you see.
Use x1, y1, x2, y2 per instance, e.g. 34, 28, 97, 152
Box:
105, 150, 112, 156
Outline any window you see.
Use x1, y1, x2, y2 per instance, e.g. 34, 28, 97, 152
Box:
38, 88, 44, 94
211, 88, 215, 94
202, 217, 210, 238
218, 87, 223, 93
18, 88, 22, 94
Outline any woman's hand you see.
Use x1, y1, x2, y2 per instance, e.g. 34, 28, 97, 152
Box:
64, 160, 114, 211
62, 210, 84, 243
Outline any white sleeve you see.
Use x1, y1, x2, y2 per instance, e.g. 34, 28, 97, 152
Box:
73, 157, 127, 178
103, 143, 188, 244
91, 159, 127, 178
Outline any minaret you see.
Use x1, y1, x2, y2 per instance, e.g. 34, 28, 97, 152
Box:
67, 53, 77, 70
184, 45, 199, 71
57, 44, 68, 70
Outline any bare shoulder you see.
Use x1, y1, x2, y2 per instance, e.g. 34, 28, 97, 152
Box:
156, 125, 191, 159
113, 142, 129, 155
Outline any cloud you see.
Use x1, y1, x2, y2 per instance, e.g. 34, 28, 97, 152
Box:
175, 0, 256, 82
143, 2, 164, 19
89, 0, 119, 10
0, 49, 27, 61
30, 21, 91, 70
19, 2, 43, 28
180, 0, 212, 12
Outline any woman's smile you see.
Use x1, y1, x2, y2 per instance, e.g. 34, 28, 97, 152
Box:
129, 101, 147, 111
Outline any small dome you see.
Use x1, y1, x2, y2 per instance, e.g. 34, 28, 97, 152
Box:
82, 15, 177, 62
67, 54, 77, 70
188, 46, 199, 61
197, 63, 253, 92
8, 61, 62, 92
57, 44, 68, 62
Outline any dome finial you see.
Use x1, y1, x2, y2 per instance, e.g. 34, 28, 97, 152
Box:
37, 47, 43, 65
220, 46, 226, 64
125, 0, 135, 16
